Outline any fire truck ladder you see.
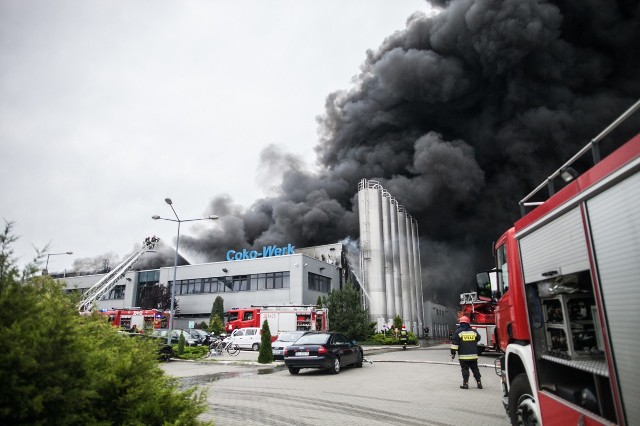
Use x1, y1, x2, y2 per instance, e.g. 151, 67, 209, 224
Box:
77, 237, 159, 313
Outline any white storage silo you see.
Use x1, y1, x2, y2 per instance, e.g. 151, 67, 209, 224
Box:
404, 213, 416, 328
381, 190, 395, 320
397, 206, 412, 323
411, 217, 425, 334
390, 197, 403, 317
357, 179, 387, 321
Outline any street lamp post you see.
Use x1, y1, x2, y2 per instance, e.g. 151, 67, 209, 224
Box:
43, 251, 73, 275
153, 198, 218, 344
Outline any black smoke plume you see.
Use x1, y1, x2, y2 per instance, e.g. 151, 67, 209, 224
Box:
146, 1, 640, 306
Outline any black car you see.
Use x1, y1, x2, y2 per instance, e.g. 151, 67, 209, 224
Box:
183, 328, 213, 346
284, 332, 364, 374
119, 331, 174, 362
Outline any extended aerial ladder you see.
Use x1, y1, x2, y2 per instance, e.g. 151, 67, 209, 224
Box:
77, 236, 159, 312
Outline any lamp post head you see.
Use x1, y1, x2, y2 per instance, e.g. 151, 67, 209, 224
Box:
66, 251, 73, 255
164, 198, 173, 205
208, 215, 219, 220
152, 215, 161, 220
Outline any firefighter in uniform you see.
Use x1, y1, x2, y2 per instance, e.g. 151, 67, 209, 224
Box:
399, 325, 408, 350
450, 316, 482, 389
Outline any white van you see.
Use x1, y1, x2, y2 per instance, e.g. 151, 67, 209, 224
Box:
229, 327, 262, 351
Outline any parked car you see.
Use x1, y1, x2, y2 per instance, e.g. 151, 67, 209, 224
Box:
183, 328, 213, 346
284, 332, 364, 374
272, 331, 310, 360
118, 331, 174, 362
228, 327, 263, 351
150, 329, 201, 346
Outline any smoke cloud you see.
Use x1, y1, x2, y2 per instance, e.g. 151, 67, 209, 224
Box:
132, 0, 640, 306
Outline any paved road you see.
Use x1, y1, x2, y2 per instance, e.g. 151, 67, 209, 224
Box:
161, 342, 510, 426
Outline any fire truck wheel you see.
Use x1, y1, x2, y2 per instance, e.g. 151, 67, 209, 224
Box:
252, 343, 260, 351
508, 374, 539, 426
288, 367, 300, 375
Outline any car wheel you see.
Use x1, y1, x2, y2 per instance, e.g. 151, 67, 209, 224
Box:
355, 351, 363, 368
331, 357, 341, 374
159, 350, 172, 362
288, 367, 300, 375
252, 343, 260, 351
508, 373, 540, 426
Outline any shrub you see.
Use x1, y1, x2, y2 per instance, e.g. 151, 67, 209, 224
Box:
176, 345, 208, 360
257, 319, 273, 364
0, 221, 211, 425
178, 333, 186, 355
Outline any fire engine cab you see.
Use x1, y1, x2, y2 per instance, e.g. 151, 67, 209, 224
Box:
225, 305, 328, 334
100, 308, 169, 331
494, 100, 640, 425
458, 270, 500, 355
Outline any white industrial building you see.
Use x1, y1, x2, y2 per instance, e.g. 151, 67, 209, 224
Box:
61, 243, 346, 330
61, 182, 427, 334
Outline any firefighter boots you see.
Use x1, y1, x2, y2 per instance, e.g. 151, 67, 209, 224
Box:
460, 381, 469, 389
477, 380, 483, 389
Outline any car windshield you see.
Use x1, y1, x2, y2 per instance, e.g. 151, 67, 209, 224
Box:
294, 333, 330, 345
277, 332, 305, 342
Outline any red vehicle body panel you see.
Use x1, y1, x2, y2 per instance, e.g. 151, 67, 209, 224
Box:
496, 131, 640, 424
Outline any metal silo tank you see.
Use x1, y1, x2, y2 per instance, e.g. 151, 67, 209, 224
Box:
411, 217, 425, 334
397, 206, 412, 323
390, 197, 402, 317
381, 190, 395, 320
357, 180, 387, 321
404, 213, 416, 330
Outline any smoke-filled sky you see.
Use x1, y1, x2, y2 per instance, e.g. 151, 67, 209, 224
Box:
3, 0, 640, 306
0, 0, 426, 270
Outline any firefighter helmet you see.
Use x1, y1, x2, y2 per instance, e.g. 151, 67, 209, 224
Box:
459, 316, 470, 324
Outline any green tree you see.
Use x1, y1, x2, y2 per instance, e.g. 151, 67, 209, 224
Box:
210, 295, 224, 324
316, 295, 323, 308
177, 332, 186, 355
139, 284, 174, 310
324, 282, 374, 341
0, 222, 210, 425
208, 315, 224, 335
393, 315, 403, 330
257, 319, 273, 364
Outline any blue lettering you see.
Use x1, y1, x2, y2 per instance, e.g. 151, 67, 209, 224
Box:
262, 245, 276, 257
226, 250, 235, 261
228, 243, 296, 260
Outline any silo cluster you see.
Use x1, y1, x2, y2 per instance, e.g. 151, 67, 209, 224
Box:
357, 179, 425, 335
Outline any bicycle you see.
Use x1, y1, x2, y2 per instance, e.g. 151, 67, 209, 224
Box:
208, 337, 240, 357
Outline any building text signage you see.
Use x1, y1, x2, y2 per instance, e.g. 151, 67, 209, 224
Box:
226, 244, 295, 261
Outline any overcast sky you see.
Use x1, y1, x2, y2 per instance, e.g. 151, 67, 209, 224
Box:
0, 0, 431, 273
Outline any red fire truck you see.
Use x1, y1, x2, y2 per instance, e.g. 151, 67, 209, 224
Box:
494, 100, 640, 425
100, 308, 169, 331
458, 269, 500, 354
225, 305, 329, 334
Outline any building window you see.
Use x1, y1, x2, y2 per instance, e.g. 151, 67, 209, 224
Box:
102, 285, 125, 300
308, 273, 331, 293
265, 272, 290, 289
138, 270, 160, 284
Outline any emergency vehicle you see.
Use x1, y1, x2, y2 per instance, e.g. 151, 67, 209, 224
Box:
494, 100, 640, 425
100, 308, 169, 331
225, 305, 329, 334
458, 269, 500, 354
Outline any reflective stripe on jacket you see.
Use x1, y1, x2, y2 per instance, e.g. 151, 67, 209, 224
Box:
451, 326, 480, 360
